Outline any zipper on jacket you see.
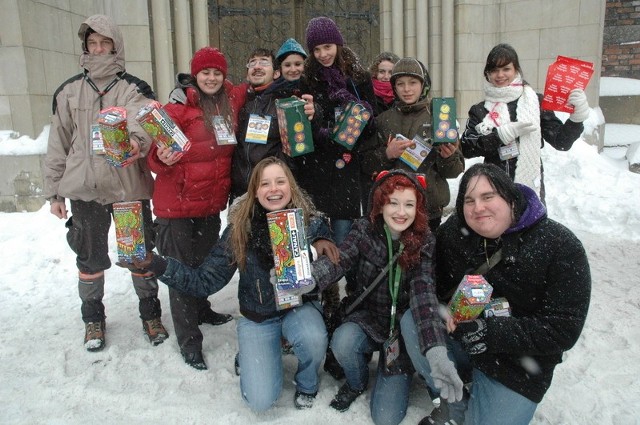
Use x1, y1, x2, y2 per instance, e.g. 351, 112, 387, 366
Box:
256, 279, 263, 304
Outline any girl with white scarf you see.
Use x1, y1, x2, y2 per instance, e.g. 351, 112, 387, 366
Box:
461, 43, 589, 202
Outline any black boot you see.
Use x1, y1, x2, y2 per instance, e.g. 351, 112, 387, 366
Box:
182, 350, 207, 370
329, 383, 364, 412
198, 308, 232, 326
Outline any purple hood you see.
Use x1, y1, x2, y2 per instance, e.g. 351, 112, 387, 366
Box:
504, 184, 547, 234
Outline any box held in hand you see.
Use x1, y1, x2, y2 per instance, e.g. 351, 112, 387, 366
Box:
331, 101, 371, 150
98, 106, 131, 167
432, 98, 458, 144
267, 208, 314, 310
113, 201, 146, 262
275, 97, 314, 157
136, 101, 191, 152
542, 56, 593, 113
448, 274, 493, 323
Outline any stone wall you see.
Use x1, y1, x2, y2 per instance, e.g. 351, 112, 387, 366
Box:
602, 0, 640, 78
0, 154, 45, 212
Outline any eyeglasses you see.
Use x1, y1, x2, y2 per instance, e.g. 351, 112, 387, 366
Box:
246, 59, 273, 68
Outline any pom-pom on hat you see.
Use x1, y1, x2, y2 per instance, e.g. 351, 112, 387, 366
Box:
190, 47, 228, 78
305, 17, 344, 52
276, 38, 308, 63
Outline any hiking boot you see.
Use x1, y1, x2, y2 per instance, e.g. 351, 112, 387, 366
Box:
84, 321, 106, 352
198, 308, 232, 326
182, 350, 207, 370
294, 390, 317, 409
142, 317, 169, 346
329, 383, 364, 412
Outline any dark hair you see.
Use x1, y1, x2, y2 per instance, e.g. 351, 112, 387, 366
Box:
369, 173, 428, 268
369, 51, 400, 76
187, 75, 234, 133
248, 48, 276, 66
455, 163, 525, 225
304, 45, 370, 86
483, 43, 523, 82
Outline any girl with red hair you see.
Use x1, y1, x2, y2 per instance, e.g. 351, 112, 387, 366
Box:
311, 169, 461, 425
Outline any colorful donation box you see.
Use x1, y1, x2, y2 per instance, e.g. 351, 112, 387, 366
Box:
267, 208, 314, 310
448, 274, 493, 324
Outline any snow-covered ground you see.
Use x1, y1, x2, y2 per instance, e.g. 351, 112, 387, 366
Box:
1, 77, 639, 424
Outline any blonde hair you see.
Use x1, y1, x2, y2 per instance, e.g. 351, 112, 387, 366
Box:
228, 157, 317, 270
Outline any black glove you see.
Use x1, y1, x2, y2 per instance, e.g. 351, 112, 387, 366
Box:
452, 319, 488, 355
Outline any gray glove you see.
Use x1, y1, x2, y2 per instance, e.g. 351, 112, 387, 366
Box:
568, 89, 589, 122
425, 346, 464, 402
496, 121, 537, 144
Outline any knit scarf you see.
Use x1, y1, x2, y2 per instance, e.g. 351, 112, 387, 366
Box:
475, 74, 542, 195
372, 78, 394, 105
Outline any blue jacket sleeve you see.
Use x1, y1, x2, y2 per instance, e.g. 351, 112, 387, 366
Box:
156, 226, 238, 298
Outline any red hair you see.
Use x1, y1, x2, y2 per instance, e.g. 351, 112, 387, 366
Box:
369, 174, 429, 268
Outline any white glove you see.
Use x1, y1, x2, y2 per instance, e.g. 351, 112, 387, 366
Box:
567, 89, 590, 123
496, 121, 537, 144
425, 346, 464, 402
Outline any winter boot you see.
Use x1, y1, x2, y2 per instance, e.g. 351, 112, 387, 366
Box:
182, 350, 207, 370
84, 321, 106, 352
198, 307, 232, 326
329, 382, 364, 412
138, 296, 168, 345
142, 317, 169, 345
294, 390, 317, 409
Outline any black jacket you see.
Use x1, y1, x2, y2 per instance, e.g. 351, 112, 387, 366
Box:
461, 93, 584, 201
295, 76, 378, 219
436, 188, 591, 403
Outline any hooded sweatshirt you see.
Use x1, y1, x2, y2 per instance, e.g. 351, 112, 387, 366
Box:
44, 14, 155, 205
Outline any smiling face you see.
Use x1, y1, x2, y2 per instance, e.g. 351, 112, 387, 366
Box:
382, 188, 417, 238
487, 62, 517, 87
86, 32, 114, 55
376, 60, 395, 82
394, 75, 423, 105
280, 53, 305, 81
246, 55, 277, 87
463, 175, 513, 238
313, 43, 338, 67
255, 164, 292, 211
196, 68, 224, 95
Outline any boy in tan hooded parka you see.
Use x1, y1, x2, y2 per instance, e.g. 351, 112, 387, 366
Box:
44, 14, 167, 351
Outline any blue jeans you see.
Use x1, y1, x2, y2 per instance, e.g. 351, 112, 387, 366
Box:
331, 321, 411, 425
400, 312, 538, 425
236, 301, 327, 412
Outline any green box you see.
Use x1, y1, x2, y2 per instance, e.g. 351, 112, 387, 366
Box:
432, 97, 458, 144
331, 101, 371, 150
275, 97, 314, 157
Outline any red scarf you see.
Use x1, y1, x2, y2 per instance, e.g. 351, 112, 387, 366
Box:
372, 78, 394, 105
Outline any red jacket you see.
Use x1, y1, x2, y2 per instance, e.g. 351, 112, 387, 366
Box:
148, 80, 247, 218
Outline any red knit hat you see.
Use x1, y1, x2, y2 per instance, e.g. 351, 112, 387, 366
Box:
190, 47, 227, 78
